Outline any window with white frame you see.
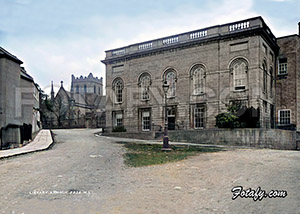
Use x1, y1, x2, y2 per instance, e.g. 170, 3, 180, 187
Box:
164, 69, 176, 98
231, 58, 248, 90
278, 58, 287, 75
142, 111, 151, 131
194, 106, 205, 128
278, 109, 291, 125
114, 112, 123, 127
191, 65, 205, 95
139, 73, 151, 100
112, 78, 123, 103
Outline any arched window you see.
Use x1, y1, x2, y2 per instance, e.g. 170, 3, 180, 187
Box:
191, 65, 206, 95
230, 58, 248, 90
164, 69, 177, 98
112, 78, 124, 103
84, 85, 87, 93
139, 73, 151, 100
263, 62, 267, 93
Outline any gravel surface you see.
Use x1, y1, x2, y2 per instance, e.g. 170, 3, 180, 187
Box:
0, 129, 299, 214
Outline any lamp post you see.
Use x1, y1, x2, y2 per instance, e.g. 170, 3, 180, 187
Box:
162, 80, 171, 151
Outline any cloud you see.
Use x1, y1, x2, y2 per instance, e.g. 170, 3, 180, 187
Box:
4, 0, 281, 96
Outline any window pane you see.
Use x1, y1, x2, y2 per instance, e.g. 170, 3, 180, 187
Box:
194, 107, 204, 128
142, 111, 151, 131
192, 66, 205, 95
166, 71, 176, 97
233, 60, 247, 90
279, 110, 291, 125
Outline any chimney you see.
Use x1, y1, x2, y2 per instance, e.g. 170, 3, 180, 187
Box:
61, 81, 63, 88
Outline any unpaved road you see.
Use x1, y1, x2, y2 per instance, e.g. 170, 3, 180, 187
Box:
0, 129, 299, 214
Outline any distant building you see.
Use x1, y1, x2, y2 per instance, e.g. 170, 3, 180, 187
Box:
71, 73, 103, 96
42, 73, 105, 128
276, 25, 300, 131
0, 47, 41, 148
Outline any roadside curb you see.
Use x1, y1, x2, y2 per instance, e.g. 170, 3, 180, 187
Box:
95, 134, 251, 150
0, 129, 55, 160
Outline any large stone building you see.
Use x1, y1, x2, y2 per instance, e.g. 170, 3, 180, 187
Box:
102, 17, 278, 133
0, 47, 41, 148
42, 73, 105, 128
276, 26, 300, 131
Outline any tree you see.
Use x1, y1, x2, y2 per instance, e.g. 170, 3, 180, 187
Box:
215, 102, 242, 128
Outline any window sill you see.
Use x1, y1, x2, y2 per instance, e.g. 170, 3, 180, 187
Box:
277, 73, 288, 76
233, 89, 247, 93
192, 93, 205, 96
115, 102, 123, 105
141, 99, 150, 102
194, 127, 204, 130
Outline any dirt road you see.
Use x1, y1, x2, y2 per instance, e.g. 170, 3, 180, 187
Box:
0, 129, 299, 214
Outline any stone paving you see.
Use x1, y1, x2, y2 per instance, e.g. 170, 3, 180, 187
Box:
0, 129, 53, 159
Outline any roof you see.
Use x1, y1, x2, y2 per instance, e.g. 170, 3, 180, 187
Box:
20, 67, 34, 82
0, 46, 23, 64
55, 85, 105, 110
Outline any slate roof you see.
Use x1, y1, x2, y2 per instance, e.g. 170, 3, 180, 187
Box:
20, 67, 34, 82
0, 46, 23, 64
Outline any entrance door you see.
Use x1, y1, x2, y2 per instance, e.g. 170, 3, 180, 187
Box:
167, 107, 176, 130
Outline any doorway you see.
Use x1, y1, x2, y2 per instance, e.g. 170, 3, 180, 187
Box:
167, 107, 176, 130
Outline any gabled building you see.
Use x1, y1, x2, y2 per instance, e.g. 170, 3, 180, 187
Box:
0, 47, 41, 148
43, 73, 106, 128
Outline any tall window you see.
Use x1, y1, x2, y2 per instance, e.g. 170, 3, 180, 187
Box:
278, 58, 287, 75
139, 73, 151, 100
94, 85, 96, 93
231, 58, 248, 90
114, 112, 123, 127
278, 109, 291, 125
84, 85, 87, 93
164, 69, 176, 98
112, 78, 123, 103
76, 85, 79, 93
194, 106, 205, 128
142, 111, 151, 131
191, 65, 205, 95
270, 67, 273, 96
263, 62, 267, 93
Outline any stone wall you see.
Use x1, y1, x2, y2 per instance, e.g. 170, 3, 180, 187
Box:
168, 128, 297, 150
102, 131, 156, 140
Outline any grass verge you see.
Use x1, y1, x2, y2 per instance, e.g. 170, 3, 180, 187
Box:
116, 142, 224, 167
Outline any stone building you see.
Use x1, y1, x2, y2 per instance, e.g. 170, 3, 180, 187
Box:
102, 17, 278, 133
71, 73, 103, 95
0, 47, 41, 148
276, 24, 300, 131
43, 73, 105, 128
